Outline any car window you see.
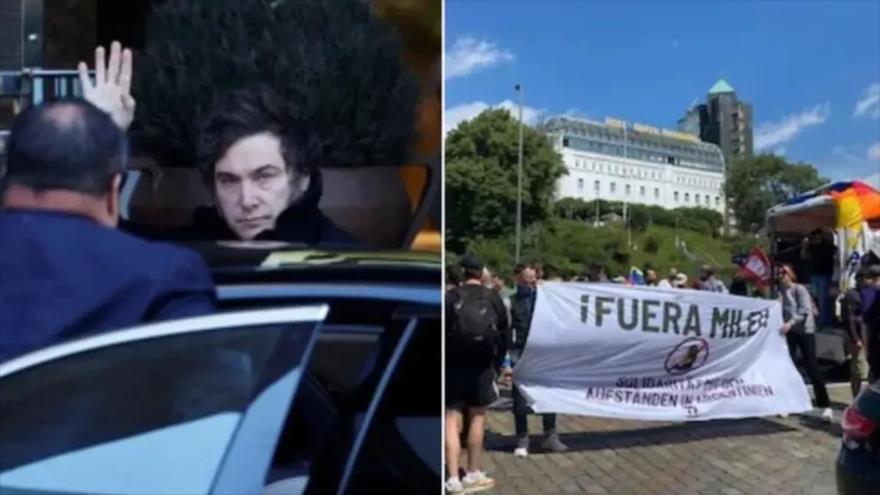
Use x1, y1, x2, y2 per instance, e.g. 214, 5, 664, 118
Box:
339, 313, 440, 494
0, 306, 326, 495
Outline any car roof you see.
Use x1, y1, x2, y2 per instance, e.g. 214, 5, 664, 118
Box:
176, 242, 441, 286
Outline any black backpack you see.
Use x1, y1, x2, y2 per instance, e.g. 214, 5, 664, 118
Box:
450, 287, 498, 350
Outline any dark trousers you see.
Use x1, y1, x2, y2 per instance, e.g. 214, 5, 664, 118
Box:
786, 331, 831, 408
512, 381, 556, 437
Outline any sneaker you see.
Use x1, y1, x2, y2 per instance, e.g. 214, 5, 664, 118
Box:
462, 471, 495, 493
445, 477, 465, 494
820, 407, 833, 423
513, 435, 529, 458
541, 432, 568, 453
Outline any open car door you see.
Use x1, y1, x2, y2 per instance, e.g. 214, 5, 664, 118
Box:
0, 305, 328, 495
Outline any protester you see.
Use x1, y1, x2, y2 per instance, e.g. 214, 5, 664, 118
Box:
801, 228, 836, 327
0, 98, 216, 362
861, 264, 880, 382
586, 262, 607, 283
509, 265, 568, 457
698, 265, 728, 293
673, 272, 689, 288
729, 272, 749, 296
77, 43, 357, 245
445, 255, 509, 494
657, 267, 677, 289
513, 263, 526, 286
842, 268, 871, 397
644, 267, 659, 286
777, 263, 833, 422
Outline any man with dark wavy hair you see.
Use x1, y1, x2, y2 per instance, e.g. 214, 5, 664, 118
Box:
186, 85, 356, 243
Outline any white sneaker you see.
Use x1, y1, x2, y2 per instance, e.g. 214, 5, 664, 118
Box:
513, 447, 529, 458
462, 471, 495, 493
821, 407, 833, 423
445, 477, 465, 494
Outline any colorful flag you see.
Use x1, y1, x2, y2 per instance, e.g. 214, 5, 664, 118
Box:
739, 247, 771, 288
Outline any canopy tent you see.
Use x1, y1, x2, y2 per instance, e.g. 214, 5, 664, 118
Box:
766, 180, 880, 237
766, 180, 880, 292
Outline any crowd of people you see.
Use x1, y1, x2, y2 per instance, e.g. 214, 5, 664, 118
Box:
444, 250, 880, 493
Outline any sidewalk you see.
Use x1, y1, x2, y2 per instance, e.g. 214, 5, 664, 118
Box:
466, 385, 853, 495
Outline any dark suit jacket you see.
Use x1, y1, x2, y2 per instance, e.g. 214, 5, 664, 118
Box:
0, 210, 217, 363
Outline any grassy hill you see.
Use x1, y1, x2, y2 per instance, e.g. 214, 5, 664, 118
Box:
458, 219, 764, 283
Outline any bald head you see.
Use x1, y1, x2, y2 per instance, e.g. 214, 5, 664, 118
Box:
2, 99, 127, 226
3, 99, 126, 197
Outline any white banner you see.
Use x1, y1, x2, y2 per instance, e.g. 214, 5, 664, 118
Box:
514, 283, 813, 421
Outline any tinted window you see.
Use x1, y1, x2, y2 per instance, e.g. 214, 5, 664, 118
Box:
0, 315, 320, 495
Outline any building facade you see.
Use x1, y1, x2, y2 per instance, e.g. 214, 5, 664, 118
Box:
543, 116, 726, 214
678, 80, 753, 232
678, 79, 753, 162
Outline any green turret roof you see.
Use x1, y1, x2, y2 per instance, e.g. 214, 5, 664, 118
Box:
708, 79, 735, 94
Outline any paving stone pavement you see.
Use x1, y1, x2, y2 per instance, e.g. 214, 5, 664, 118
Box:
460, 386, 855, 495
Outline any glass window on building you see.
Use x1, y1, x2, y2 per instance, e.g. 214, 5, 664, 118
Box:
594, 180, 600, 192
640, 186, 645, 197
674, 191, 679, 202
685, 192, 690, 203
654, 188, 660, 199
611, 182, 617, 193
705, 195, 710, 205
578, 178, 584, 191
716, 196, 720, 206
625, 184, 631, 195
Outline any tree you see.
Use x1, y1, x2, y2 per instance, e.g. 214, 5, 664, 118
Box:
132, 0, 419, 169
725, 154, 825, 233
445, 109, 567, 252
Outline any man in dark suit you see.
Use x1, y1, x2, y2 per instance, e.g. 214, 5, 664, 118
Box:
0, 98, 216, 363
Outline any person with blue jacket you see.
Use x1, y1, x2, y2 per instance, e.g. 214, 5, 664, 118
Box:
0, 92, 215, 362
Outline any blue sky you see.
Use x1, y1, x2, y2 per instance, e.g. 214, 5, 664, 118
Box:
445, 0, 880, 184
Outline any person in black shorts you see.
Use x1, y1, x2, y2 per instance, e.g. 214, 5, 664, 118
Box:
445, 255, 509, 494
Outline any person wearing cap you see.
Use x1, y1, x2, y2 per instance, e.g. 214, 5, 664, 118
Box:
698, 265, 728, 293
776, 263, 833, 422
0, 94, 216, 363
842, 267, 871, 396
445, 254, 509, 494
673, 272, 689, 288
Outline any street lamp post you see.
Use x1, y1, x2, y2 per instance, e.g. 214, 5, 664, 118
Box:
515, 84, 524, 264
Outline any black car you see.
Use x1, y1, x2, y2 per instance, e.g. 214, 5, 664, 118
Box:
0, 245, 441, 495
836, 380, 880, 495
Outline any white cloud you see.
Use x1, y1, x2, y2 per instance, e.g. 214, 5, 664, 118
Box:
445, 36, 514, 80
862, 172, 880, 189
445, 100, 544, 135
869, 142, 880, 161
773, 147, 786, 156
754, 103, 831, 150
562, 107, 591, 120
853, 83, 880, 119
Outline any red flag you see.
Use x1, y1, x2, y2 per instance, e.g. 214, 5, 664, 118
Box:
739, 247, 772, 288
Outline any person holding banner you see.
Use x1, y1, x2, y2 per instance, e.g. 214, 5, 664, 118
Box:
509, 265, 568, 457
777, 263, 833, 422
